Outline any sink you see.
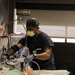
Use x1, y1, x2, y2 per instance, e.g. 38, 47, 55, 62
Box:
33, 70, 70, 75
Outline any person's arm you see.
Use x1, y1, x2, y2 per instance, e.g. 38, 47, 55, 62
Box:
6, 43, 23, 56
24, 48, 52, 62
35, 48, 52, 60
34, 33, 54, 60
1, 43, 23, 62
6, 36, 26, 56
1, 37, 26, 62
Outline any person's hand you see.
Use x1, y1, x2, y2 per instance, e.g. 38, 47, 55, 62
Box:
1, 54, 8, 62
20, 68, 33, 75
25, 68, 33, 75
24, 54, 34, 62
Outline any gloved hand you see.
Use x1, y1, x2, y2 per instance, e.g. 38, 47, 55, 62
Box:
24, 54, 34, 62
1, 54, 9, 62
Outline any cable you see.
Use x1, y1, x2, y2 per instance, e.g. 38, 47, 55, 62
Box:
18, 17, 28, 46
31, 61, 40, 70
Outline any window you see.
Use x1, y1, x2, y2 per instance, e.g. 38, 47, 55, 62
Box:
13, 9, 75, 43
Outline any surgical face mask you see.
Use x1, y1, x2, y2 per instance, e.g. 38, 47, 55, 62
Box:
27, 31, 35, 37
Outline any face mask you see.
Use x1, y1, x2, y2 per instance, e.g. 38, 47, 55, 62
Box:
27, 31, 35, 37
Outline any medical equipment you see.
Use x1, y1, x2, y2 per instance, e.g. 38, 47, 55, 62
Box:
3, 46, 30, 71
0, 66, 9, 75
2, 46, 41, 71
0, 17, 41, 74
8, 33, 25, 48
0, 36, 8, 61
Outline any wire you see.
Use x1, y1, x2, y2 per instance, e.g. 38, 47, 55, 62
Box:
19, 17, 28, 46
31, 61, 40, 70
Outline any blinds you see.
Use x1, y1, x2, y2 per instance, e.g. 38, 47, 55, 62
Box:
16, 25, 75, 38
16, 25, 75, 43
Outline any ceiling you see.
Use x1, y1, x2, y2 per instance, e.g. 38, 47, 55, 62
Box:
12, 0, 75, 4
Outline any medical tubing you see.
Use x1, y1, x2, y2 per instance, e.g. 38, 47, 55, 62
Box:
19, 17, 28, 46
31, 61, 40, 70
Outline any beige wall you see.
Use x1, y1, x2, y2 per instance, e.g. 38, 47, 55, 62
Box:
0, 0, 75, 33
18, 10, 75, 26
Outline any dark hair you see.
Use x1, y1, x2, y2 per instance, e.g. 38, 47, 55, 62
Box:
26, 18, 39, 27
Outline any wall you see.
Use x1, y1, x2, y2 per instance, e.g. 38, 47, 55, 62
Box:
53, 43, 75, 75
6, 1, 75, 34
0, 0, 9, 24
0, 0, 9, 34
17, 10, 75, 26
